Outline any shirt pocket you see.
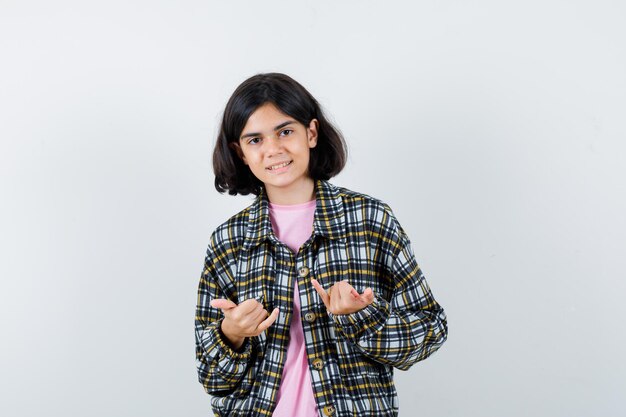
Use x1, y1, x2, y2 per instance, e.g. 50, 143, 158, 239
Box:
342, 357, 396, 416
235, 248, 276, 311
357, 355, 389, 378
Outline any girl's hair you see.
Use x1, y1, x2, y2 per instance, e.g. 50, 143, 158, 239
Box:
213, 72, 348, 196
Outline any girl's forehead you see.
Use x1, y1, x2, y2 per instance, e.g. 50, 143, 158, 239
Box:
242, 103, 298, 131
248, 103, 289, 122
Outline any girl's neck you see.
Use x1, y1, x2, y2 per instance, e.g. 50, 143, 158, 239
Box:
265, 177, 316, 205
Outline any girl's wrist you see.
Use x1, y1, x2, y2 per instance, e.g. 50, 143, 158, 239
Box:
219, 319, 246, 350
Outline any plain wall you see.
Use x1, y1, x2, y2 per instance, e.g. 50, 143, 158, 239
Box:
1, 1, 624, 416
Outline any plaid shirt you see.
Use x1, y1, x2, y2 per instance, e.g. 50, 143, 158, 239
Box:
195, 179, 448, 417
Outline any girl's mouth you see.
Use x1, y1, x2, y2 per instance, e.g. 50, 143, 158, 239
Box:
266, 160, 293, 171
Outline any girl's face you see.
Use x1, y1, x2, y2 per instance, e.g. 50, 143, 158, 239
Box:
233, 102, 318, 201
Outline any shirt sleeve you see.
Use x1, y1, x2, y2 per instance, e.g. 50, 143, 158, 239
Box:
195, 239, 254, 396
329, 207, 448, 371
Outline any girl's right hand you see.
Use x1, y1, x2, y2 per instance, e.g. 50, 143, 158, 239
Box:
210, 298, 280, 350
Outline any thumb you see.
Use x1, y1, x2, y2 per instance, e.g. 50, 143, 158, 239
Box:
210, 298, 237, 310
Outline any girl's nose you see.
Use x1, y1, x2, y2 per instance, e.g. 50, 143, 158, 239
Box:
263, 135, 283, 154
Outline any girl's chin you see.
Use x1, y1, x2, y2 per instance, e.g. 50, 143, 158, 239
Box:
264, 178, 295, 188
262, 175, 312, 189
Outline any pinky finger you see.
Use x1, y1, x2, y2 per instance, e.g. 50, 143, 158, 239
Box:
257, 307, 280, 332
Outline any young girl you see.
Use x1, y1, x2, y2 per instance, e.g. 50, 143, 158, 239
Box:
195, 73, 448, 417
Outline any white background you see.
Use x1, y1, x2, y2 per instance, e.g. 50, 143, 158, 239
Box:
1, 1, 625, 416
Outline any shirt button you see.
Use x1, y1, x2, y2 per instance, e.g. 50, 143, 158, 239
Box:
311, 358, 324, 370
323, 405, 336, 416
304, 311, 317, 323
298, 266, 310, 277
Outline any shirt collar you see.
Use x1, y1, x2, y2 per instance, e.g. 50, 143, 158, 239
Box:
242, 179, 346, 251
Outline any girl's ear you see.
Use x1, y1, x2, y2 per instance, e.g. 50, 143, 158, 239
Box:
229, 142, 248, 165
307, 118, 319, 148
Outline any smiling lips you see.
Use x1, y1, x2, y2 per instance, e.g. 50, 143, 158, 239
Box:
266, 160, 293, 171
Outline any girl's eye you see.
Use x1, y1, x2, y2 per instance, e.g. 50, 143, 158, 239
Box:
248, 137, 261, 145
280, 129, 293, 137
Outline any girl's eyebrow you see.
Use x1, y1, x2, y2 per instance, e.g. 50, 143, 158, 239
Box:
240, 121, 296, 140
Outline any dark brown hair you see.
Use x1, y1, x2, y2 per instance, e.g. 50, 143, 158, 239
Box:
213, 73, 348, 196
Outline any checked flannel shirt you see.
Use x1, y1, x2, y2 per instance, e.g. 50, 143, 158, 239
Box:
195, 179, 448, 417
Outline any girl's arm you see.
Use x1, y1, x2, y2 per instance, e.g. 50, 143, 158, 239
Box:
194, 241, 254, 396
329, 208, 448, 371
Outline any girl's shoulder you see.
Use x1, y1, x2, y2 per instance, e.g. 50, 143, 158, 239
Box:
207, 200, 256, 253
331, 182, 411, 245
332, 182, 396, 217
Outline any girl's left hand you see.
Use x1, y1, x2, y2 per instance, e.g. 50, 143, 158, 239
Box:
311, 278, 375, 315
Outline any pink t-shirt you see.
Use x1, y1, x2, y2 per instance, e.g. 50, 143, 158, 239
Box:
268, 199, 318, 417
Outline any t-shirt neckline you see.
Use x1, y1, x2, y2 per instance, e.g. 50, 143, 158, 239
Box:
268, 199, 316, 211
